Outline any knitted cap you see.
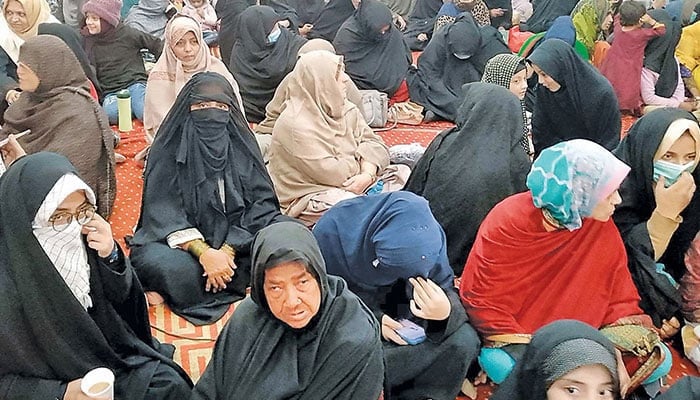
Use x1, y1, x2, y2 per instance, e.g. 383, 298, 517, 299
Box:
82, 0, 122, 28
543, 338, 618, 390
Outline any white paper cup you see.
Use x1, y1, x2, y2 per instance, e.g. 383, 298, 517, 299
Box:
80, 367, 114, 400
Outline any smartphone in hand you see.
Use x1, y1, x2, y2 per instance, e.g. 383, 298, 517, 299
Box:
396, 319, 426, 345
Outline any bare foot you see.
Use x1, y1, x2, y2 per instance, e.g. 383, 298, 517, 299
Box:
146, 291, 165, 306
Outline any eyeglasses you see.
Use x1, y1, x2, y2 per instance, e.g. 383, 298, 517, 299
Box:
48, 204, 96, 232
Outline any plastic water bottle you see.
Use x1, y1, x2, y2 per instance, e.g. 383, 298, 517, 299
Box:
117, 89, 133, 132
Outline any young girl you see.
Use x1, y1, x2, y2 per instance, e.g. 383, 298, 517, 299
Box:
181, 0, 218, 45
600, 0, 665, 115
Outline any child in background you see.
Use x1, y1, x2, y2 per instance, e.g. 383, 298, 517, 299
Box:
600, 0, 666, 115
181, 0, 218, 45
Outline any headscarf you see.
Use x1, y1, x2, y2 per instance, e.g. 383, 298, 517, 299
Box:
482, 53, 530, 154
268, 51, 389, 216
313, 192, 454, 294
644, 9, 682, 99
571, 0, 615, 52
0, 153, 191, 397
543, 15, 576, 45
527, 39, 621, 153
32, 173, 96, 310
1, 34, 116, 218
191, 221, 384, 400
491, 320, 619, 400
527, 139, 630, 231
144, 15, 243, 139
124, 0, 170, 38
404, 82, 531, 273
613, 108, 700, 324
0, 0, 57, 62
333, 0, 412, 96
229, 5, 307, 122
526, 0, 578, 33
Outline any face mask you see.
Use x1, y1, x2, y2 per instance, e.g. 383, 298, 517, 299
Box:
653, 159, 695, 187
267, 28, 281, 44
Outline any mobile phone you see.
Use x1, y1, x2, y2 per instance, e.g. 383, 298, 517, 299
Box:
0, 129, 30, 147
396, 319, 426, 345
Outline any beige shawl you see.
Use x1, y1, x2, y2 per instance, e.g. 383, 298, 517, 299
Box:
143, 14, 243, 140
0, 0, 57, 63
269, 51, 389, 217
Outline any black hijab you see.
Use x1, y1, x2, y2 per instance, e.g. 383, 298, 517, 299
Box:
526, 0, 579, 33
191, 221, 384, 400
306, 0, 355, 41
0, 153, 190, 398
333, 0, 411, 95
215, 0, 250, 68
613, 108, 699, 324
407, 13, 510, 121
491, 320, 619, 400
644, 9, 682, 99
528, 38, 621, 154
38, 22, 103, 100
404, 82, 531, 274
229, 5, 307, 122
132, 72, 286, 270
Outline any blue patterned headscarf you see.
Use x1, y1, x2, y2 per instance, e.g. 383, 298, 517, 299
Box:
527, 139, 630, 230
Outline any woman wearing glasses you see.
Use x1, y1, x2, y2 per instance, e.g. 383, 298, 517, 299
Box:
0, 150, 192, 400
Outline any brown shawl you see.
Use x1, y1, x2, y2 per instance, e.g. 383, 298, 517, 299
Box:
0, 35, 116, 217
268, 51, 389, 217
143, 14, 243, 140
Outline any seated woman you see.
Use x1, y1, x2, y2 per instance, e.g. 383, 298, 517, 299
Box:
191, 221, 384, 400
304, 0, 355, 41
518, 15, 590, 60
334, 0, 412, 101
525, 0, 578, 33
229, 5, 307, 123
571, 0, 621, 55
434, 0, 491, 32
528, 39, 621, 155
130, 72, 289, 325
404, 82, 531, 274
407, 13, 510, 122
144, 14, 243, 142
613, 108, 700, 334
0, 0, 58, 122
481, 53, 533, 157
459, 139, 671, 387
313, 192, 480, 400
81, 0, 163, 125
483, 0, 512, 29
0, 35, 116, 218
0, 151, 192, 400
402, 0, 442, 51
268, 51, 400, 227
676, 8, 700, 98
123, 0, 172, 39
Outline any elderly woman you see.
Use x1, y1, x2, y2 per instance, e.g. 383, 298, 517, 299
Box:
613, 108, 700, 335
0, 35, 115, 218
144, 14, 243, 141
268, 51, 395, 227
0, 152, 192, 399
313, 192, 480, 400
459, 139, 671, 387
0, 0, 58, 122
130, 72, 289, 325
191, 221, 384, 400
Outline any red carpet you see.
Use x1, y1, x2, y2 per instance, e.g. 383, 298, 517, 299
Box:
109, 118, 699, 397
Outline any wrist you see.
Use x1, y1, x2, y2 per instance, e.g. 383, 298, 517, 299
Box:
221, 243, 236, 259
100, 242, 119, 262
188, 239, 211, 259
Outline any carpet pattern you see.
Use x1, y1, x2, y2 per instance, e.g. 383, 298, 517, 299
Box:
109, 117, 698, 397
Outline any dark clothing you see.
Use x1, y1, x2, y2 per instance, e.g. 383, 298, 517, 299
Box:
191, 222, 385, 400
0, 46, 17, 104
305, 0, 355, 41
407, 13, 510, 121
333, 0, 411, 96
484, 0, 512, 29
526, 0, 578, 33
229, 5, 307, 122
82, 23, 162, 94
403, 0, 442, 50
527, 38, 620, 155
216, 0, 250, 69
645, 9, 682, 99
313, 192, 480, 400
0, 153, 192, 400
404, 82, 531, 274
613, 108, 697, 326
131, 72, 289, 324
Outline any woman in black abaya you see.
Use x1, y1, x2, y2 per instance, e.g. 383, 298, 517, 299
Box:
130, 72, 289, 325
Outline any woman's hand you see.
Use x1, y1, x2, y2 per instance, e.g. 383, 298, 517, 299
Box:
658, 317, 680, 339
381, 314, 408, 345
199, 248, 235, 293
342, 172, 374, 194
299, 23, 313, 36
81, 213, 115, 258
409, 277, 451, 321
615, 349, 632, 399
0, 134, 27, 167
654, 173, 696, 219
64, 379, 92, 400
4, 89, 20, 104
489, 8, 505, 17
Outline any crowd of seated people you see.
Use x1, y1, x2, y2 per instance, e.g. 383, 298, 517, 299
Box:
4, 0, 700, 399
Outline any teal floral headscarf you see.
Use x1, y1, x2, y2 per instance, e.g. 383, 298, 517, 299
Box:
527, 139, 630, 230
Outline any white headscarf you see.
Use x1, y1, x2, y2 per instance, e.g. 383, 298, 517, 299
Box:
32, 173, 96, 310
